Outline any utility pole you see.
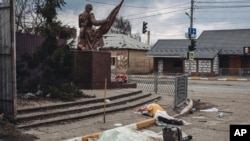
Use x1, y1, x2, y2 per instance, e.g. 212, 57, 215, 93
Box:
190, 0, 194, 29
188, 0, 195, 75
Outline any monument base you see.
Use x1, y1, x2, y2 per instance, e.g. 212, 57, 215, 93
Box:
72, 50, 136, 89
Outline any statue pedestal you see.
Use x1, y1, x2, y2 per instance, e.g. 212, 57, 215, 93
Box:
72, 50, 136, 89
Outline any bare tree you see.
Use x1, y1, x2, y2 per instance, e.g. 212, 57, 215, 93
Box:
15, 0, 30, 32
15, 0, 45, 34
109, 16, 131, 35
109, 16, 141, 41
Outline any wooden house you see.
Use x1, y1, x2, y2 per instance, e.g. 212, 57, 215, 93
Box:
100, 34, 153, 74
147, 29, 250, 76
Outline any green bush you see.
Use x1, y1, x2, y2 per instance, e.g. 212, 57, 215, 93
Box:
48, 83, 95, 101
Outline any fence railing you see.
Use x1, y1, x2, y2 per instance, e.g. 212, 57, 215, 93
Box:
112, 72, 188, 109
219, 68, 250, 77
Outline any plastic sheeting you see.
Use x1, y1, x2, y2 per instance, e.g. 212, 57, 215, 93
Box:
88, 124, 163, 141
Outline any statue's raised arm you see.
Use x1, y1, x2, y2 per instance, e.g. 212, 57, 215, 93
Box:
77, 0, 124, 50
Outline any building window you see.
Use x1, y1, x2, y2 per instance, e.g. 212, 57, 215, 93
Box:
111, 57, 116, 66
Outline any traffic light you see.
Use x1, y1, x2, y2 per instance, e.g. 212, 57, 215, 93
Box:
188, 39, 196, 51
142, 21, 148, 34
188, 45, 193, 51
191, 39, 196, 50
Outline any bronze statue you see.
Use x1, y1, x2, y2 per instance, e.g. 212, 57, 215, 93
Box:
77, 0, 124, 50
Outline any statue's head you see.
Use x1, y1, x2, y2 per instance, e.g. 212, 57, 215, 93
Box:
85, 4, 93, 12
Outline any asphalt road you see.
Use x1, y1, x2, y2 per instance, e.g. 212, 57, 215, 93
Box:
188, 80, 250, 95
180, 80, 250, 141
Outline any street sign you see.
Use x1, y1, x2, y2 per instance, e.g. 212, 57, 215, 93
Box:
188, 28, 196, 35
185, 33, 196, 39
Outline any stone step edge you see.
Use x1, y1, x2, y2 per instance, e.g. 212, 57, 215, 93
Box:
16, 92, 152, 122
17, 89, 143, 113
17, 95, 161, 129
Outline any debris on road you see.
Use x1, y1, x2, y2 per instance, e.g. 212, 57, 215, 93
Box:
218, 112, 224, 118
135, 102, 190, 126
200, 107, 219, 112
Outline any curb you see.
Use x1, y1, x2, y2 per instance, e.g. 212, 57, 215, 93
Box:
188, 77, 249, 81
127, 75, 250, 81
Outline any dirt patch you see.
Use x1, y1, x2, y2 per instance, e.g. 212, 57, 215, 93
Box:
0, 120, 38, 141
1, 95, 66, 141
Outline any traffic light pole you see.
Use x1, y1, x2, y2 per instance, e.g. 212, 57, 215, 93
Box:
190, 0, 194, 29
147, 31, 150, 45
188, 0, 194, 75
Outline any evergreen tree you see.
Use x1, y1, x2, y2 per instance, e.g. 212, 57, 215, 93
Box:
18, 0, 88, 101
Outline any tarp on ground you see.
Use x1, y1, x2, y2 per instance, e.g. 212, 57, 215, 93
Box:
88, 124, 163, 141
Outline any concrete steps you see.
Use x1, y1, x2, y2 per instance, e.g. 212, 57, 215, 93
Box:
16, 89, 161, 129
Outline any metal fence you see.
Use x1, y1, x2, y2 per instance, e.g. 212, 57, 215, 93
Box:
112, 72, 188, 109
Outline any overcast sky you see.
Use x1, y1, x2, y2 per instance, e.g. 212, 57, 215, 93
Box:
57, 0, 250, 45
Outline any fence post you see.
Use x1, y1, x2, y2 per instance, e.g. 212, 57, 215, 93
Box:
239, 68, 242, 77
219, 68, 222, 77
154, 72, 158, 94
126, 71, 130, 83
174, 74, 178, 110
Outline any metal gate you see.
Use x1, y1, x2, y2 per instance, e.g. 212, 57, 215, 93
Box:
174, 75, 188, 109
124, 72, 188, 109
0, 0, 16, 119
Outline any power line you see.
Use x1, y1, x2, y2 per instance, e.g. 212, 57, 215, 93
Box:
197, 5, 250, 9
153, 18, 250, 29
197, 10, 250, 12
127, 8, 189, 20
197, 1, 250, 3
132, 17, 250, 30
150, 33, 184, 37
197, 18, 250, 21
195, 0, 250, 9
86, 0, 190, 19
86, 0, 158, 9
123, 2, 190, 17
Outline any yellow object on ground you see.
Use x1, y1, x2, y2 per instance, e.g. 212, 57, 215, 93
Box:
82, 132, 99, 141
136, 118, 156, 129
147, 103, 166, 116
